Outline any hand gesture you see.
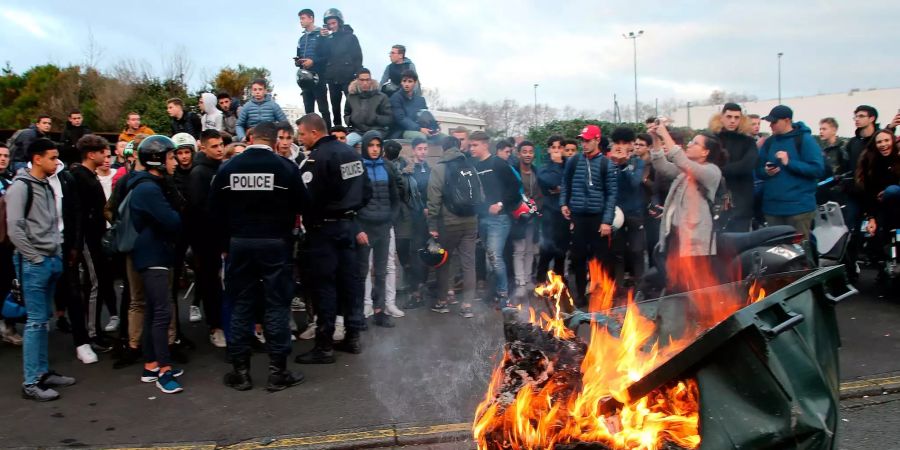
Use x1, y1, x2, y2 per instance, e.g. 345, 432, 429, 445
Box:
356, 232, 369, 246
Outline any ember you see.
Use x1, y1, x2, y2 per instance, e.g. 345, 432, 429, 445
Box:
474, 259, 767, 450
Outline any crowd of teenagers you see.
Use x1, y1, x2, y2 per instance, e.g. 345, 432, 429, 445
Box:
3, 6, 900, 401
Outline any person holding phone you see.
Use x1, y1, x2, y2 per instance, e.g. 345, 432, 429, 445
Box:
756, 105, 825, 239
295, 8, 331, 130
316, 8, 362, 129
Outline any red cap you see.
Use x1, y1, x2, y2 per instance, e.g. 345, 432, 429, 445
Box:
579, 125, 602, 141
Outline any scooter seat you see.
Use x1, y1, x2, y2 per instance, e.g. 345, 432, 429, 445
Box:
718, 225, 797, 256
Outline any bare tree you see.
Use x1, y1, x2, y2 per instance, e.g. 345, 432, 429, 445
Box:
83, 27, 105, 69
162, 45, 194, 89
423, 87, 446, 110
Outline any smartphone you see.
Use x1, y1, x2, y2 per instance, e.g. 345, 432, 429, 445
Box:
765, 162, 777, 169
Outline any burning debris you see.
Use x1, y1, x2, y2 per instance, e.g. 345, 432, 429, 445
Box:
474, 259, 775, 450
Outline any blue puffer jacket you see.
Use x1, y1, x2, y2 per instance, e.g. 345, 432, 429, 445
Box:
616, 156, 645, 217
235, 94, 288, 141
756, 121, 825, 216
560, 152, 618, 224
390, 90, 430, 132
357, 131, 401, 225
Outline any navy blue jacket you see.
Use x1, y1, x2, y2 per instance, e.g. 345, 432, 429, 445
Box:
209, 145, 310, 251
538, 160, 564, 212
560, 152, 618, 224
300, 136, 372, 225
357, 131, 402, 225
129, 172, 181, 271
390, 90, 430, 132
615, 156, 645, 217
297, 27, 326, 72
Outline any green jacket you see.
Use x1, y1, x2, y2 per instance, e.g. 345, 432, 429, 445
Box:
426, 147, 478, 232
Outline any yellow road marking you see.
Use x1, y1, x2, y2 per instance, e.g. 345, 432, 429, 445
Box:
115, 377, 900, 450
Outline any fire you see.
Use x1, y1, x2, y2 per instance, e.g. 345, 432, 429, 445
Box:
474, 258, 768, 450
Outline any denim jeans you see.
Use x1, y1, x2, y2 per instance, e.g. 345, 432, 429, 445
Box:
357, 222, 391, 311
15, 254, 63, 385
480, 214, 512, 297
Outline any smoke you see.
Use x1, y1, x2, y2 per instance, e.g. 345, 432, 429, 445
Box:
362, 307, 504, 425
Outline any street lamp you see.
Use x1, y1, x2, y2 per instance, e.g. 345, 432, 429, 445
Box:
623, 30, 644, 123
777, 52, 784, 104
533, 83, 539, 127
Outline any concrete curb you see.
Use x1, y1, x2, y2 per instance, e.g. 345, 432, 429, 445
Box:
839, 374, 900, 400
60, 375, 900, 450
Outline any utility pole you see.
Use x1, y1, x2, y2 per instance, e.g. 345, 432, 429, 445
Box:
686, 101, 692, 129
777, 52, 784, 104
533, 83, 539, 128
623, 30, 644, 123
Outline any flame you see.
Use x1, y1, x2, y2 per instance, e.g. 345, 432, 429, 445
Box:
475, 258, 769, 450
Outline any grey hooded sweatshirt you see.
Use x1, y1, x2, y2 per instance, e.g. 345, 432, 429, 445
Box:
201, 92, 224, 132
6, 171, 62, 263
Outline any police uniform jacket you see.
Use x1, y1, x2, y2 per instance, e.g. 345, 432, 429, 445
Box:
300, 135, 371, 226
209, 145, 310, 251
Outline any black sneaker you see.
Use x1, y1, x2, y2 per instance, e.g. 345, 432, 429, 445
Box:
374, 311, 395, 328
459, 306, 474, 319
56, 317, 71, 333
113, 347, 141, 370
90, 338, 113, 354
496, 295, 513, 310
295, 347, 336, 364
430, 302, 450, 314
266, 368, 305, 392
22, 383, 59, 402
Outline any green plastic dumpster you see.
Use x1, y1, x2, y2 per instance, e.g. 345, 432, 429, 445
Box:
568, 266, 856, 449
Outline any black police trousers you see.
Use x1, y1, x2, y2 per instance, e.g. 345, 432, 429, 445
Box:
303, 221, 364, 341
225, 238, 293, 362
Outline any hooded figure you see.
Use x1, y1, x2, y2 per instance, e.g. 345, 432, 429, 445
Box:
200, 92, 224, 132
354, 130, 406, 327
344, 78, 393, 134
357, 131, 404, 225
318, 15, 363, 86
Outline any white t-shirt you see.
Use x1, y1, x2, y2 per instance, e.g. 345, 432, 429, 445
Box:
97, 171, 115, 200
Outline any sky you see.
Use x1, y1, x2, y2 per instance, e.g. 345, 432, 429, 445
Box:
2, 0, 899, 114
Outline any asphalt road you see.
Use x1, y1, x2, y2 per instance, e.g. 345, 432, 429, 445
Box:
0, 266, 897, 448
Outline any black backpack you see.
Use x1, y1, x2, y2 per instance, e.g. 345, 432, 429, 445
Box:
442, 157, 484, 217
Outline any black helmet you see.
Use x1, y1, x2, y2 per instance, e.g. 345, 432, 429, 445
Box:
138, 135, 176, 168
418, 237, 448, 268
323, 8, 344, 24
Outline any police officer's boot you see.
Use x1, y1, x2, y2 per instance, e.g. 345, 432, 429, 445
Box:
266, 356, 305, 392
333, 328, 362, 354
294, 331, 336, 364
223, 358, 253, 391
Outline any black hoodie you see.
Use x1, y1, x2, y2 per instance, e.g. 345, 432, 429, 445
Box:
60, 123, 92, 165
186, 152, 222, 243
319, 24, 363, 84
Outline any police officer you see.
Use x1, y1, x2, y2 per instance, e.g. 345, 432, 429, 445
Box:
294, 113, 370, 364
209, 121, 311, 392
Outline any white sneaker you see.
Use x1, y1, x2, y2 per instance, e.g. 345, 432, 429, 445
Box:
384, 302, 405, 318
333, 323, 345, 341
364, 304, 374, 318
1, 327, 23, 346
104, 316, 120, 332
254, 329, 266, 344
209, 329, 226, 348
76, 344, 98, 364
299, 323, 316, 340
189, 306, 202, 323
291, 297, 305, 312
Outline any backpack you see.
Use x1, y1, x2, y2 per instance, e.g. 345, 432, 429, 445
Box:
563, 152, 609, 206
442, 157, 484, 217
697, 176, 731, 233
0, 179, 34, 245
5, 129, 26, 151
101, 178, 152, 255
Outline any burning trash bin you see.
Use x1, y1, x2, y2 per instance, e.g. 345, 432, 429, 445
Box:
473, 264, 855, 450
